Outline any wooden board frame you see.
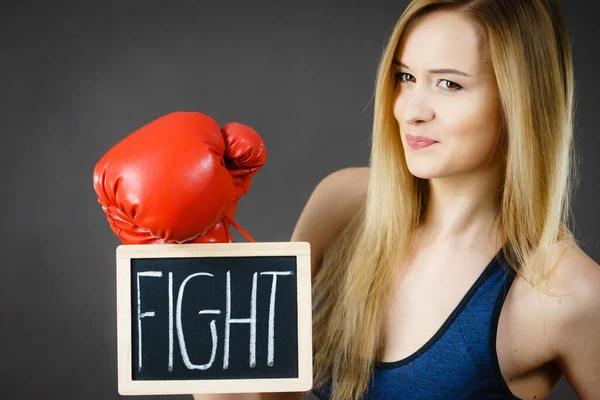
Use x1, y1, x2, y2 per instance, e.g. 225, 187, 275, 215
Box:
116, 241, 312, 395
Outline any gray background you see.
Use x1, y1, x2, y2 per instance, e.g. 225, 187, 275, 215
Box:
1, 1, 598, 399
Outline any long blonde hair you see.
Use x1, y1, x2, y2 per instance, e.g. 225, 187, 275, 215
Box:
312, 0, 576, 399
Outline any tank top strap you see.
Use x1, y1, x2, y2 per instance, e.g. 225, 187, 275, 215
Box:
456, 247, 517, 378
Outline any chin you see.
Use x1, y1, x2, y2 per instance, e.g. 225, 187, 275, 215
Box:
406, 161, 484, 180
404, 156, 444, 179
405, 167, 438, 180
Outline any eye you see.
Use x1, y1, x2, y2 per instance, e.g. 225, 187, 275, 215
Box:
439, 79, 463, 91
393, 72, 414, 83
393, 72, 463, 91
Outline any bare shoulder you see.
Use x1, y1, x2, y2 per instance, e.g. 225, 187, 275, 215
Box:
544, 238, 600, 316
290, 167, 370, 279
544, 238, 600, 397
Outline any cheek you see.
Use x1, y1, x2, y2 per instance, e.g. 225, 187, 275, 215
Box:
392, 87, 405, 121
444, 98, 502, 163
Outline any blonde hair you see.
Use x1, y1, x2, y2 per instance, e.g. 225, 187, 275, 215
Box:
312, 0, 576, 399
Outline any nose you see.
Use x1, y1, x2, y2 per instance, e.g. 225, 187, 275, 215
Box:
396, 86, 435, 125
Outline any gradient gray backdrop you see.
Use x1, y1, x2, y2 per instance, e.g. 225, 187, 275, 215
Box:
1, 1, 598, 399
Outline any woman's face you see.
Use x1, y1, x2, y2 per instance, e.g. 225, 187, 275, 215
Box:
393, 10, 503, 180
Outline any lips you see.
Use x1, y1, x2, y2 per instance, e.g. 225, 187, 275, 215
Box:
405, 134, 438, 150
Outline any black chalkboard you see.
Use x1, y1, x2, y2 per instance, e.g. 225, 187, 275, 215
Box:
116, 242, 312, 395
131, 256, 298, 379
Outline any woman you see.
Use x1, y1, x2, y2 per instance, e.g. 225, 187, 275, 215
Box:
195, 0, 600, 399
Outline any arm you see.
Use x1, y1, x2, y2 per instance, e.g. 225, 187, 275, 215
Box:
261, 167, 370, 400
290, 167, 370, 279
552, 245, 600, 399
192, 167, 369, 400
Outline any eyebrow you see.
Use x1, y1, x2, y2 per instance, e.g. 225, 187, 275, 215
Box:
392, 59, 472, 78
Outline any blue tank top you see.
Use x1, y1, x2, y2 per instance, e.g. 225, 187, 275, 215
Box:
312, 248, 521, 400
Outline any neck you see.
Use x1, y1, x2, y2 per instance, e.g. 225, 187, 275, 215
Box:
418, 163, 504, 249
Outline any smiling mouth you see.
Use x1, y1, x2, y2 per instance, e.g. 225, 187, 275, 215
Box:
406, 134, 439, 149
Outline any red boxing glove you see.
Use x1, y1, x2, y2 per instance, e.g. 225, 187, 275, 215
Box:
92, 111, 266, 244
